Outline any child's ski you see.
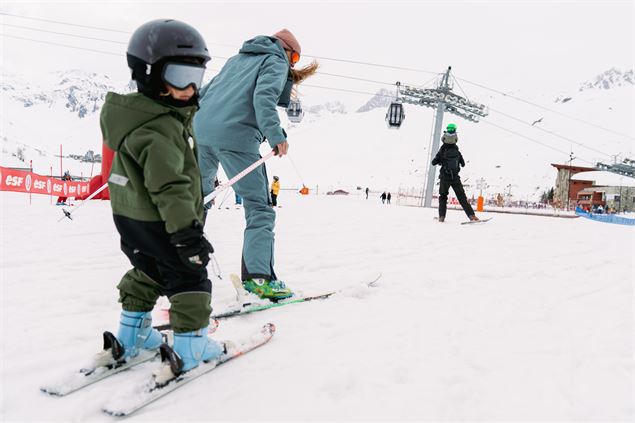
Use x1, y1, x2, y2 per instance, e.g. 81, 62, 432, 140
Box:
40, 340, 158, 397
41, 322, 220, 396
102, 323, 275, 417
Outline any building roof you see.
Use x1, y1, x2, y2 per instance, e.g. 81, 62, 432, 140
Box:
551, 163, 597, 172
571, 170, 635, 187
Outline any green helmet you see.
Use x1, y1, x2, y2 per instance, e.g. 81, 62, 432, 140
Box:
446, 123, 457, 133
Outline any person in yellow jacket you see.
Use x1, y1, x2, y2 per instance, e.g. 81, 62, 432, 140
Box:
271, 176, 280, 207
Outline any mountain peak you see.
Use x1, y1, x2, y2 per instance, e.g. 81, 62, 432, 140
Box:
356, 88, 397, 113
579, 68, 633, 92
305, 101, 347, 115
2, 70, 131, 118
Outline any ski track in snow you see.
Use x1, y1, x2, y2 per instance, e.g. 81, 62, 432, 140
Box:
1, 191, 633, 422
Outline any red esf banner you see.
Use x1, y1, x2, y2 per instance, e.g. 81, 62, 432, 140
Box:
0, 166, 90, 197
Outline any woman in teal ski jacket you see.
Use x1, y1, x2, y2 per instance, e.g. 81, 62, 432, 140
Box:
193, 29, 317, 300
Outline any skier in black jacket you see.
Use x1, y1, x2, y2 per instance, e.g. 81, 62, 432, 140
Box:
431, 123, 479, 222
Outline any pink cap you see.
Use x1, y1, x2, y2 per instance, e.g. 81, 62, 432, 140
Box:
272, 28, 301, 55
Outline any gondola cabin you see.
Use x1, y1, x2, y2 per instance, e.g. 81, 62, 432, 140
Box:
287, 100, 304, 123
386, 102, 405, 129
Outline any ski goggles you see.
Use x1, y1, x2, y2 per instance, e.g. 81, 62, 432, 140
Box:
161, 62, 206, 90
290, 51, 300, 65
284, 49, 300, 66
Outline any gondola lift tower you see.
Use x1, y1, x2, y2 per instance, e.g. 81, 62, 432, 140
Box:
386, 66, 489, 207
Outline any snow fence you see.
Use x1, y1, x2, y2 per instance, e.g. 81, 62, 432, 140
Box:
575, 207, 635, 226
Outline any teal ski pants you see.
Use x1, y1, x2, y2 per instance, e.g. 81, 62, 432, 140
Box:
198, 145, 277, 281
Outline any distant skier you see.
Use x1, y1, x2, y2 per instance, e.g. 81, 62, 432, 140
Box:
98, 19, 222, 376
380, 192, 387, 204
55, 171, 72, 205
365, 187, 369, 199
271, 176, 280, 207
235, 192, 243, 208
387, 192, 392, 204
431, 123, 479, 222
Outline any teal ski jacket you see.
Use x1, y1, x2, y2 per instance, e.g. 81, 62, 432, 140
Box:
193, 36, 290, 154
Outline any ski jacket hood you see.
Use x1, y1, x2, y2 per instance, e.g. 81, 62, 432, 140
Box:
194, 36, 290, 154
239, 35, 288, 61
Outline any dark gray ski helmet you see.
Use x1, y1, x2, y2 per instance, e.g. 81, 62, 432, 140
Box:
127, 19, 210, 66
127, 19, 210, 93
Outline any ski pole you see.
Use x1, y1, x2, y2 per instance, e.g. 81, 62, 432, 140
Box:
60, 151, 276, 221
217, 188, 232, 209
203, 150, 276, 206
58, 182, 108, 222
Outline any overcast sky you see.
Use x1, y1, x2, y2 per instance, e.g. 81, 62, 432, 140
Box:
1, 1, 633, 108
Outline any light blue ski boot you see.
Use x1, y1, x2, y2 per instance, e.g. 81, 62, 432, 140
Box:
116, 311, 163, 359
172, 326, 225, 372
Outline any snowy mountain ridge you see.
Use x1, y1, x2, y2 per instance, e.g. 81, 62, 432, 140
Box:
1, 69, 347, 121
556, 67, 633, 103
304, 101, 347, 116
579, 68, 633, 92
1, 70, 133, 118
1, 67, 633, 200
356, 88, 397, 113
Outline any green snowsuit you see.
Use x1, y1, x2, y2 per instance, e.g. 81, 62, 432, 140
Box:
101, 92, 211, 333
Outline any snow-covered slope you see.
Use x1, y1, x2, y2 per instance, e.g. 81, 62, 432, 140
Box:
1, 191, 632, 421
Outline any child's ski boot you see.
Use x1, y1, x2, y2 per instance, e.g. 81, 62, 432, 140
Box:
153, 326, 225, 385
89, 311, 163, 369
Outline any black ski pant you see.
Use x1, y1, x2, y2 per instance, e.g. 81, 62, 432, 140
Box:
271, 192, 278, 207
438, 176, 475, 218
113, 214, 212, 333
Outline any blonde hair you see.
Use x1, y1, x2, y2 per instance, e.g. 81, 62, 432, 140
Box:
290, 60, 319, 84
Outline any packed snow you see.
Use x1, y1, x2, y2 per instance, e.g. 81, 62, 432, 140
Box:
1, 189, 632, 421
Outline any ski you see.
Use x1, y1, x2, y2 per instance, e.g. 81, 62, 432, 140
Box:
155, 273, 381, 328
218, 272, 382, 319
101, 323, 275, 417
215, 273, 338, 319
210, 292, 335, 319
40, 346, 158, 397
461, 217, 492, 225
40, 322, 220, 396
